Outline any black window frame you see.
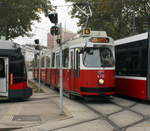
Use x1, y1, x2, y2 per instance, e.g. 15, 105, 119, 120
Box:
115, 39, 148, 77
9, 55, 27, 83
0, 58, 5, 77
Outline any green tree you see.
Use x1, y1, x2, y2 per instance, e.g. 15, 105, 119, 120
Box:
0, 0, 52, 40
66, 0, 150, 39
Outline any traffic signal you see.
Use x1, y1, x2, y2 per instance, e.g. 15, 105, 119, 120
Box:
48, 13, 58, 24
56, 39, 61, 44
34, 39, 40, 50
50, 25, 60, 36
34, 39, 39, 44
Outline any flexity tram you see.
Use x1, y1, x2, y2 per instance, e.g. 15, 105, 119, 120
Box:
115, 32, 150, 100
0, 40, 32, 99
33, 31, 115, 98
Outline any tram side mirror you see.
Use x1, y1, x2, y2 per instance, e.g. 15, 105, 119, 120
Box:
77, 48, 84, 54
16, 47, 21, 53
84, 48, 93, 55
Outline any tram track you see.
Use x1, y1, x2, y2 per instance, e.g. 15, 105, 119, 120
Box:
79, 100, 122, 131
80, 98, 150, 131
31, 85, 150, 131
111, 101, 145, 117
111, 100, 150, 130
49, 93, 150, 131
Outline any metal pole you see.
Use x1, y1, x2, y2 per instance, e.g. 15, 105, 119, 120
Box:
38, 50, 41, 92
59, 23, 64, 114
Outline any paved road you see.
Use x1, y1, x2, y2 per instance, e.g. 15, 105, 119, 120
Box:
42, 94, 150, 131
1, 83, 150, 131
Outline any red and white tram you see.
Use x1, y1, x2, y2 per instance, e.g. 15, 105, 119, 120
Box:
33, 31, 115, 98
0, 40, 32, 99
115, 32, 150, 100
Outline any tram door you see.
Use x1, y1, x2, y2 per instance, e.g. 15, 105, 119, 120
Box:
0, 58, 8, 95
70, 49, 80, 92
70, 49, 76, 91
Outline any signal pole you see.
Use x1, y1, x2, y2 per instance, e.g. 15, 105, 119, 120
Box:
34, 39, 41, 92
38, 49, 41, 92
59, 23, 64, 114
48, 12, 64, 114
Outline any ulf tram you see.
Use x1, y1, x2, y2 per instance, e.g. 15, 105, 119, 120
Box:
33, 31, 115, 98
115, 32, 150, 100
0, 40, 32, 99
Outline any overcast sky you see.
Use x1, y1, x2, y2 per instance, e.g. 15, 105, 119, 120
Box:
14, 0, 80, 46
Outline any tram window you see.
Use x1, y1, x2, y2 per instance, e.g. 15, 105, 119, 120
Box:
71, 51, 74, 69
0, 58, 5, 77
52, 53, 55, 67
76, 50, 80, 70
63, 49, 69, 67
56, 54, 60, 67
116, 39, 148, 77
46, 56, 50, 67
41, 57, 45, 67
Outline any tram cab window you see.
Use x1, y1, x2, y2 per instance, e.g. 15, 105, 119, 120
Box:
10, 55, 27, 83
83, 48, 101, 67
83, 47, 114, 67
0, 58, 5, 77
100, 47, 114, 67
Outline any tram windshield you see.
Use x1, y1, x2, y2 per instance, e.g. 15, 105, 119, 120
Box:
83, 47, 114, 67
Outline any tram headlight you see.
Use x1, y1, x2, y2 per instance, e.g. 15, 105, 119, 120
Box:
99, 79, 104, 85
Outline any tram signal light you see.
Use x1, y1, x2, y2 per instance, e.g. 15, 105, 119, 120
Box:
48, 13, 58, 24
50, 25, 60, 36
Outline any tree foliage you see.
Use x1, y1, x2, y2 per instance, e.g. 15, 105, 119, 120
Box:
0, 0, 52, 40
66, 0, 150, 39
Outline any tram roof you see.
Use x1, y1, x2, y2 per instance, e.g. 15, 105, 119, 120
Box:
115, 32, 148, 45
0, 40, 20, 50
0, 40, 22, 56
63, 31, 114, 48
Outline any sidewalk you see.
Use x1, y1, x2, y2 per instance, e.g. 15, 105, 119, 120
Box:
14, 81, 104, 131
0, 81, 73, 131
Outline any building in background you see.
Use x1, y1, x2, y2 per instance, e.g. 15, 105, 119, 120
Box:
21, 44, 35, 69
21, 44, 47, 68
47, 33, 55, 49
47, 30, 76, 49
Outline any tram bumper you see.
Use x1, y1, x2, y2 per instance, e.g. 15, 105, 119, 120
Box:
80, 87, 115, 96
9, 87, 32, 99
